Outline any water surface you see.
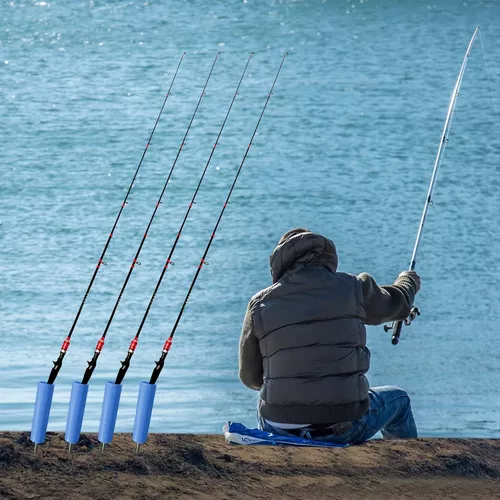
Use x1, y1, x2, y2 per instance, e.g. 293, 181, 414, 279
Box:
1, 0, 500, 437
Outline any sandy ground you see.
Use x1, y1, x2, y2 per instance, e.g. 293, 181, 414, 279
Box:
0, 432, 499, 500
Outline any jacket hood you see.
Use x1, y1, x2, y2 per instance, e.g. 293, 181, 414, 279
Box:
270, 231, 338, 282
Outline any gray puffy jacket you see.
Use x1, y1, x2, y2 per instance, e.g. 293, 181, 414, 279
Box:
239, 231, 417, 425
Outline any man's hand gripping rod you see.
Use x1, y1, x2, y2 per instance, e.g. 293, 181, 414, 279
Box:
384, 26, 479, 345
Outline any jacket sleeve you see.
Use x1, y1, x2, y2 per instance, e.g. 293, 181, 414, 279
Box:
238, 302, 263, 391
358, 272, 418, 326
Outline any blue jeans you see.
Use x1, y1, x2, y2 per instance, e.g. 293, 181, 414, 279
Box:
258, 386, 417, 445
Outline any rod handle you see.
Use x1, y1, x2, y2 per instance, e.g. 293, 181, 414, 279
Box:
115, 351, 133, 385
82, 348, 101, 384
149, 352, 166, 385
391, 320, 403, 345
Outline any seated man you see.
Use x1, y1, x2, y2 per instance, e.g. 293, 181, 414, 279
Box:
238, 228, 420, 444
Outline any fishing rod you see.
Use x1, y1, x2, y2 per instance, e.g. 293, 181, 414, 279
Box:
384, 27, 479, 345
81, 53, 219, 385
47, 53, 185, 385
117, 53, 252, 383
64, 53, 220, 451
97, 53, 253, 450
30, 53, 185, 450
132, 53, 287, 451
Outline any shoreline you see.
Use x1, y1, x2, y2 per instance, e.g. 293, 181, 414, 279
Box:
1, 432, 499, 499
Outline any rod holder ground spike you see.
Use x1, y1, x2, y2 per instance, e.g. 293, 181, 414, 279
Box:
132, 381, 157, 445
30, 381, 55, 445
65, 381, 89, 445
98, 382, 123, 445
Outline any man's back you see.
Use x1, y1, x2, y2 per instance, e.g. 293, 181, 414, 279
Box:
250, 262, 371, 425
239, 229, 419, 429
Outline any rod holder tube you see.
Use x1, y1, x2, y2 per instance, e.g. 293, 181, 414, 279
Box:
132, 381, 157, 445
65, 381, 89, 444
98, 382, 123, 444
30, 381, 55, 444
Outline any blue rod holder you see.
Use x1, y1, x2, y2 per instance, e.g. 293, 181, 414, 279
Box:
65, 381, 89, 444
98, 382, 123, 444
30, 381, 55, 445
132, 381, 157, 444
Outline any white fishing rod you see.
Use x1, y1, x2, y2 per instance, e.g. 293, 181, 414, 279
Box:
385, 26, 480, 345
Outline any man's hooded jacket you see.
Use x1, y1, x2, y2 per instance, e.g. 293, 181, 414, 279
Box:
239, 231, 417, 425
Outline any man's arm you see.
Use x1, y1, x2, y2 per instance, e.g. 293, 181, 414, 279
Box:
358, 271, 419, 326
238, 302, 263, 391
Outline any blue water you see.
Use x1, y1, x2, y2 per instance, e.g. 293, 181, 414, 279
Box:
1, 0, 500, 438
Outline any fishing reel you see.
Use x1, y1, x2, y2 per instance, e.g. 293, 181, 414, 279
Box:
404, 306, 420, 326
383, 306, 420, 333
384, 306, 420, 345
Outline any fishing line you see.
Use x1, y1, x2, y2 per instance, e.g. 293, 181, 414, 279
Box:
478, 28, 500, 129
131, 53, 287, 451
63, 53, 220, 451
384, 27, 479, 345
30, 53, 185, 451
97, 53, 253, 450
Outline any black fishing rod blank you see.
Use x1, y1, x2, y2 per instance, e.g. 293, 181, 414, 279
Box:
64, 53, 220, 450
30, 53, 185, 450
384, 27, 479, 345
82, 53, 220, 386
132, 53, 287, 449
97, 53, 253, 449
47, 53, 185, 385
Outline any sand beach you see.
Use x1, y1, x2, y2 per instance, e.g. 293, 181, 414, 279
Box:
1, 432, 499, 499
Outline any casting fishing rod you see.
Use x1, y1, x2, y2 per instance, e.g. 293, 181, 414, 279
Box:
384, 27, 479, 345
30, 53, 185, 451
64, 53, 220, 452
96, 54, 253, 451
115, 53, 253, 385
131, 53, 287, 451
150, 53, 286, 384
47, 53, 185, 385
80, 53, 220, 386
